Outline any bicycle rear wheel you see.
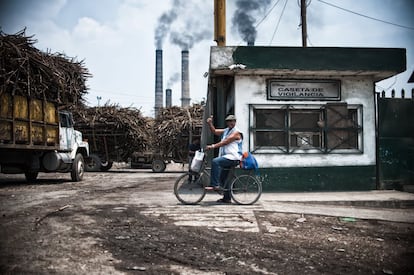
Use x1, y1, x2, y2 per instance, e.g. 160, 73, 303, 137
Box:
230, 174, 262, 205
174, 172, 207, 205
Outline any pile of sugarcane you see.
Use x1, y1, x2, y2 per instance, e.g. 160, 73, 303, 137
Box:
0, 29, 90, 106
71, 103, 153, 161
1, 30, 206, 163
153, 104, 203, 160
71, 104, 203, 162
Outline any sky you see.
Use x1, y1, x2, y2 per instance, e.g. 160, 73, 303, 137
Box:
1, 0, 413, 117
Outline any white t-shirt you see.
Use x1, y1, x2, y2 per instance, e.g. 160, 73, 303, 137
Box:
219, 126, 243, 160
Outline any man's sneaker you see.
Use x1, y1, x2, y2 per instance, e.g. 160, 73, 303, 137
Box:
205, 186, 221, 191
217, 198, 231, 204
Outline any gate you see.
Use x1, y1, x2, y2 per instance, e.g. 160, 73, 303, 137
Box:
377, 91, 414, 190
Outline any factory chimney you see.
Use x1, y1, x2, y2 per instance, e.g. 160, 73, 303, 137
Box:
154, 49, 163, 116
165, 89, 172, 107
181, 50, 190, 107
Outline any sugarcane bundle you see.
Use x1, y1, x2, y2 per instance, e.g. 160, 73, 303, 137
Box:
153, 104, 203, 160
71, 103, 153, 161
0, 29, 90, 106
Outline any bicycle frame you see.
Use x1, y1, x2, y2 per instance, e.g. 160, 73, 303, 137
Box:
199, 166, 238, 191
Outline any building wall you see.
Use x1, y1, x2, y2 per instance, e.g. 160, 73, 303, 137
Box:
208, 46, 406, 191
233, 75, 377, 190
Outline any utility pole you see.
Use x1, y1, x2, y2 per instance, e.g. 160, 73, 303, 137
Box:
301, 0, 307, 47
214, 0, 226, 46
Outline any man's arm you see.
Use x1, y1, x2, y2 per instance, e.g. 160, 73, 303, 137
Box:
207, 116, 224, 136
206, 131, 241, 150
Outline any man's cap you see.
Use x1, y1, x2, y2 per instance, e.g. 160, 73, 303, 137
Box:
225, 115, 237, 121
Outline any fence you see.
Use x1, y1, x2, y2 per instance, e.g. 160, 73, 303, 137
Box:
378, 88, 414, 99
376, 89, 414, 190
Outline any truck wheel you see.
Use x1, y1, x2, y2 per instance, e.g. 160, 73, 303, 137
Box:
25, 171, 38, 182
71, 153, 85, 182
85, 154, 101, 172
100, 161, 113, 172
152, 160, 166, 173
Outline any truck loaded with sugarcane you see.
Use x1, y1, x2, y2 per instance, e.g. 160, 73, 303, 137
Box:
72, 104, 203, 173
0, 30, 90, 181
132, 105, 203, 172
70, 104, 153, 172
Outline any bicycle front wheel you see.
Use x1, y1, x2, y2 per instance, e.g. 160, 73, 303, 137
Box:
230, 174, 262, 205
174, 172, 207, 205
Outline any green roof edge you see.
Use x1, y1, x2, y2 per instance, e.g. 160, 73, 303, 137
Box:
232, 46, 406, 73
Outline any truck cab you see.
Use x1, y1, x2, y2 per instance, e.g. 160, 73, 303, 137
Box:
39, 111, 89, 181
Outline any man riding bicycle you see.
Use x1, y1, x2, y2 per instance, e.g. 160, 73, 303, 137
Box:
205, 114, 243, 203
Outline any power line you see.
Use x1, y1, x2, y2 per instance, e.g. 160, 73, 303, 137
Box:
269, 0, 289, 45
307, 35, 314, 46
297, 0, 312, 8
375, 76, 398, 92
317, 0, 414, 30
255, 0, 283, 29
91, 88, 154, 99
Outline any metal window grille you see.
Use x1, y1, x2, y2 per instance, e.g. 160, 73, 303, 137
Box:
250, 104, 363, 154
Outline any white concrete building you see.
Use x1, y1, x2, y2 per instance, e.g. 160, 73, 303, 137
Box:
203, 46, 406, 191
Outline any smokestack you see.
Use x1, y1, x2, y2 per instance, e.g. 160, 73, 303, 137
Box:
247, 41, 254, 46
166, 89, 172, 107
181, 50, 190, 107
214, 0, 226, 46
155, 49, 163, 116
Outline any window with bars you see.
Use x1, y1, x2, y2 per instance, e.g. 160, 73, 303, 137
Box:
250, 104, 363, 153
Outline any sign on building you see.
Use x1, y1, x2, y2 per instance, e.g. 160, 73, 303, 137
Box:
268, 79, 341, 101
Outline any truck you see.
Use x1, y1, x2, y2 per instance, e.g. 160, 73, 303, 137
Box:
130, 124, 202, 172
71, 105, 203, 173
130, 151, 181, 173
0, 93, 89, 181
80, 125, 191, 173
77, 125, 126, 172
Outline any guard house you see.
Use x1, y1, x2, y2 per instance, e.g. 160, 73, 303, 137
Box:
204, 46, 406, 191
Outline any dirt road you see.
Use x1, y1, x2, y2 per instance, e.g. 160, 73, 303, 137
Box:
1, 167, 413, 274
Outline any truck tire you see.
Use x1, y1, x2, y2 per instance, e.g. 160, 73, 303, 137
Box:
71, 153, 85, 182
25, 171, 38, 182
85, 154, 101, 172
100, 161, 113, 172
152, 159, 166, 173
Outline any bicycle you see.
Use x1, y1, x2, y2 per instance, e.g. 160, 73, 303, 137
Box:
174, 151, 262, 205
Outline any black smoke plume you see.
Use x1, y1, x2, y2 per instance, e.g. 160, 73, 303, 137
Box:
154, 1, 211, 50
169, 2, 212, 50
154, 0, 182, 50
170, 29, 211, 51
232, 0, 271, 44
167, 72, 180, 87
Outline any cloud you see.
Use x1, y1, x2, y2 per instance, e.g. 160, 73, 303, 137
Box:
0, 0, 66, 33
73, 17, 119, 45
1, 0, 412, 114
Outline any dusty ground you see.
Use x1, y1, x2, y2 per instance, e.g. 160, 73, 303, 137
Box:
0, 165, 413, 275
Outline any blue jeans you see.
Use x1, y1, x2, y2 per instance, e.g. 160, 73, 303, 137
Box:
211, 157, 239, 200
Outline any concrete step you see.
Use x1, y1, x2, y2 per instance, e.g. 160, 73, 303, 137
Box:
261, 190, 414, 209
292, 200, 414, 209
403, 185, 414, 193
